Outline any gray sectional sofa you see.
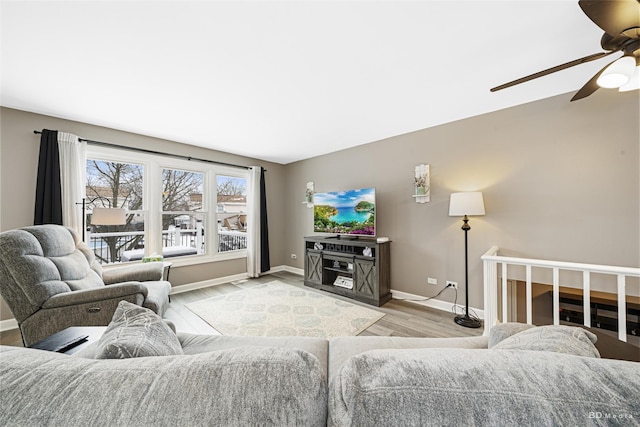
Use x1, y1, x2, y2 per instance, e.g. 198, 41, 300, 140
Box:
1, 306, 638, 426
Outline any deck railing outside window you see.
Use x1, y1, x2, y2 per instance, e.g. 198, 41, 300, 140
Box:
88, 228, 247, 264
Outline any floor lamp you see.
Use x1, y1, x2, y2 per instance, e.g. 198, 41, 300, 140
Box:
449, 192, 485, 328
76, 197, 127, 241
91, 207, 127, 228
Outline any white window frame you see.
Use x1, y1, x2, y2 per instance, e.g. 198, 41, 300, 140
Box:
85, 151, 149, 264
86, 145, 248, 268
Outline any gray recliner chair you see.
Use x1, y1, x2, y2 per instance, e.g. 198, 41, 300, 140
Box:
0, 224, 171, 346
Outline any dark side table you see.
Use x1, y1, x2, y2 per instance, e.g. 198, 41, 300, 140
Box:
29, 326, 107, 355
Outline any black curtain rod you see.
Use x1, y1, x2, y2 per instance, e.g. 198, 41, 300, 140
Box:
33, 130, 260, 171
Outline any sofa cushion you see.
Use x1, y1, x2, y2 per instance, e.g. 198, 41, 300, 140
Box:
178, 333, 330, 380
0, 344, 327, 427
95, 300, 182, 359
328, 347, 639, 427
492, 324, 600, 358
488, 322, 536, 348
24, 224, 104, 291
328, 335, 489, 383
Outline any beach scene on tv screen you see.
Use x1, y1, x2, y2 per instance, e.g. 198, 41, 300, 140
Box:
313, 188, 375, 235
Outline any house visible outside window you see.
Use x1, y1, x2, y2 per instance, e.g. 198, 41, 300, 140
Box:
161, 168, 205, 258
216, 175, 248, 252
85, 146, 249, 265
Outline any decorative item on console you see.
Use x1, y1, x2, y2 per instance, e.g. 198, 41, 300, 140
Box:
303, 182, 314, 207
413, 164, 430, 203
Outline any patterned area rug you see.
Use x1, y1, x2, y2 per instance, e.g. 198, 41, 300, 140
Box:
185, 281, 385, 338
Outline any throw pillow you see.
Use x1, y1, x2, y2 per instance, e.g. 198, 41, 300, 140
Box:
95, 300, 183, 359
488, 322, 536, 348
492, 325, 600, 358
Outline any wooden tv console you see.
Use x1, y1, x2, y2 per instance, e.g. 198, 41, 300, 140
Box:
303, 236, 391, 307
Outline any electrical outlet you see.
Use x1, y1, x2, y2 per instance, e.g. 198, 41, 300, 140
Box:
446, 281, 458, 289
427, 277, 437, 285
290, 254, 297, 260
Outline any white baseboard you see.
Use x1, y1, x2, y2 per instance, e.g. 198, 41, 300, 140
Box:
0, 318, 18, 333
268, 265, 304, 276
169, 264, 301, 295
271, 269, 484, 319
170, 272, 250, 295
391, 289, 485, 320
272, 267, 484, 319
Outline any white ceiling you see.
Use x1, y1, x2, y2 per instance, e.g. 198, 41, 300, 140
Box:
1, 0, 617, 164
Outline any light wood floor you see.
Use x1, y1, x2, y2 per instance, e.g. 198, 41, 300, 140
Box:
0, 271, 482, 347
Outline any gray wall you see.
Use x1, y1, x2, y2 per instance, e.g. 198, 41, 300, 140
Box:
284, 90, 640, 310
0, 107, 287, 321
1, 88, 639, 323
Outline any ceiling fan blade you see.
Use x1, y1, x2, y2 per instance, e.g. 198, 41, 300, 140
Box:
579, 0, 640, 37
570, 66, 606, 102
490, 51, 616, 92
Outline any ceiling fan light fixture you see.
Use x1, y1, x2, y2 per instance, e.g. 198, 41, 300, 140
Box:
596, 56, 635, 88
619, 65, 640, 92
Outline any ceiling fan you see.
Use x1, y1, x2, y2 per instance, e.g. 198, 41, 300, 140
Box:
491, 0, 640, 101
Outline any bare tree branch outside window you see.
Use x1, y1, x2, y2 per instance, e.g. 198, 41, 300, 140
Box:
86, 160, 143, 263
162, 168, 204, 229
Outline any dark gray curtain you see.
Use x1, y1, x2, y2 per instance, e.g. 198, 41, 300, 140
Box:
260, 168, 270, 273
34, 129, 63, 225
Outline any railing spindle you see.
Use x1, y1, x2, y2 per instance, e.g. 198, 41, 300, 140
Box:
482, 247, 499, 336
553, 268, 560, 325
526, 264, 532, 325
583, 271, 591, 328
501, 263, 508, 323
617, 274, 627, 342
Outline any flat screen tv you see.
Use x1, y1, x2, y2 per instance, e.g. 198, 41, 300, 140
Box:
313, 187, 375, 236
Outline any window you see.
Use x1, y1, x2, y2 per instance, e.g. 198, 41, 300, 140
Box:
85, 159, 145, 263
216, 175, 248, 252
162, 168, 205, 257
85, 146, 249, 265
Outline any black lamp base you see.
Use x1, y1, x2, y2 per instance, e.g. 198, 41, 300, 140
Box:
454, 314, 481, 329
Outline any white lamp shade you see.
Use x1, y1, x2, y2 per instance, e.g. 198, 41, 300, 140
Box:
91, 207, 127, 225
449, 192, 485, 217
619, 65, 640, 92
597, 56, 635, 89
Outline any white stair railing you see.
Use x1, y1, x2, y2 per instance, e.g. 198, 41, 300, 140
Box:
482, 246, 640, 342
